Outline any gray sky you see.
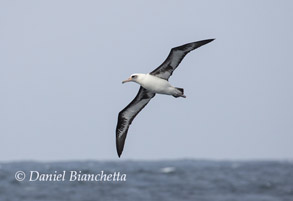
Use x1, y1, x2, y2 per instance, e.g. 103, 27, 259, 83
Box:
0, 1, 292, 161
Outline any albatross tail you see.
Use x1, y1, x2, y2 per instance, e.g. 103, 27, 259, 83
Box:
173, 87, 186, 98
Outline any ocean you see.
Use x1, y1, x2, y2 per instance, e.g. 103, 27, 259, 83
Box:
0, 160, 292, 201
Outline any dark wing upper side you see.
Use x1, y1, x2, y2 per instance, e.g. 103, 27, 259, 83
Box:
150, 39, 215, 80
116, 87, 155, 157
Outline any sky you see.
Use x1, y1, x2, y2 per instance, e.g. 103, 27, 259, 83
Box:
0, 1, 292, 161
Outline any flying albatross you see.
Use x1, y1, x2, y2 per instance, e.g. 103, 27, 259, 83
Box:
116, 39, 214, 157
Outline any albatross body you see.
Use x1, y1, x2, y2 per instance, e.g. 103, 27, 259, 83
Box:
123, 73, 185, 98
116, 39, 215, 157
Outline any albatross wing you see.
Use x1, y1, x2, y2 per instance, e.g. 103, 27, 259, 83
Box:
150, 39, 215, 80
116, 87, 155, 157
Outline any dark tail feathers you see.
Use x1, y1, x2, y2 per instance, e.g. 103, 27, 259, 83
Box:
173, 87, 185, 98
176, 87, 184, 94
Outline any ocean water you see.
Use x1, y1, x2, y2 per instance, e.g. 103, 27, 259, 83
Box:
0, 160, 292, 201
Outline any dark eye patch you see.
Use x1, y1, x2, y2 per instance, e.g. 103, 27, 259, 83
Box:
131, 75, 137, 79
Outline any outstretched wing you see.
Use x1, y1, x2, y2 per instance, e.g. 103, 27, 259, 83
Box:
150, 39, 215, 80
116, 87, 155, 157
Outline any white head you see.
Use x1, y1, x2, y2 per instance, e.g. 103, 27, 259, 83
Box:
122, 73, 145, 84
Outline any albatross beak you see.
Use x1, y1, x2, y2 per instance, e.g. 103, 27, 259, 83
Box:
122, 77, 132, 84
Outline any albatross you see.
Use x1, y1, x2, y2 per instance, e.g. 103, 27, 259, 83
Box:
116, 39, 214, 157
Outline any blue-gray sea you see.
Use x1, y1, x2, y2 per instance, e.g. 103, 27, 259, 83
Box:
0, 160, 293, 201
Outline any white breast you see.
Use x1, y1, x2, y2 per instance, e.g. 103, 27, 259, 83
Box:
139, 74, 173, 94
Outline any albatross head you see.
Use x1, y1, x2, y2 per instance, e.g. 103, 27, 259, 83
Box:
122, 73, 144, 84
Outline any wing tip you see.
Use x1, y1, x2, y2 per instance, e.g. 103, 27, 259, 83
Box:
200, 38, 215, 45
190, 38, 215, 50
116, 144, 122, 158
116, 135, 124, 158
116, 139, 122, 158
117, 153, 122, 158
